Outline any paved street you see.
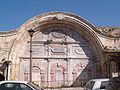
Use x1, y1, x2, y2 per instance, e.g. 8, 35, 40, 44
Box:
44, 87, 84, 90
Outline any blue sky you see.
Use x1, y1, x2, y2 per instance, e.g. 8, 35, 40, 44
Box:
0, 0, 120, 31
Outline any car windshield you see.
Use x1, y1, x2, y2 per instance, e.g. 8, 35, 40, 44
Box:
85, 81, 95, 89
28, 83, 42, 90
100, 81, 108, 89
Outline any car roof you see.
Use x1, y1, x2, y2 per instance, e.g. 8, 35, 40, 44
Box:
89, 78, 109, 81
0, 81, 29, 84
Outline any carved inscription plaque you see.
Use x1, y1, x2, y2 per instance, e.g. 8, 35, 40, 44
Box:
51, 47, 66, 53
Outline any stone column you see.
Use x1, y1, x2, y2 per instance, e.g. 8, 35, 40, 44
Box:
40, 72, 45, 87
66, 59, 70, 85
51, 72, 55, 87
72, 72, 77, 81
72, 72, 77, 86
63, 72, 68, 85
47, 59, 51, 87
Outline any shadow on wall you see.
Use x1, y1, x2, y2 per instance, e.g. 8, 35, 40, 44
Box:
71, 64, 90, 87
27, 28, 98, 88
70, 42, 97, 87
42, 28, 96, 87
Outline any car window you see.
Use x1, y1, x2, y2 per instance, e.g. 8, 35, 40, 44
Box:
0, 83, 33, 90
19, 83, 33, 90
0, 83, 14, 90
100, 81, 108, 89
85, 81, 95, 89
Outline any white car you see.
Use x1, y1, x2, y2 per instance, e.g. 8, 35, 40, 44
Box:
0, 81, 44, 90
84, 78, 109, 90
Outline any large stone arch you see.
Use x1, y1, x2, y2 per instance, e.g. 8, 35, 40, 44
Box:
8, 12, 104, 80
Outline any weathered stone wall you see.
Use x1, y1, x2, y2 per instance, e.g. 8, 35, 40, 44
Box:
96, 27, 120, 50
0, 30, 19, 63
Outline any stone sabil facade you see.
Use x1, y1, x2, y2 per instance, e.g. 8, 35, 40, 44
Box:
0, 12, 120, 87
